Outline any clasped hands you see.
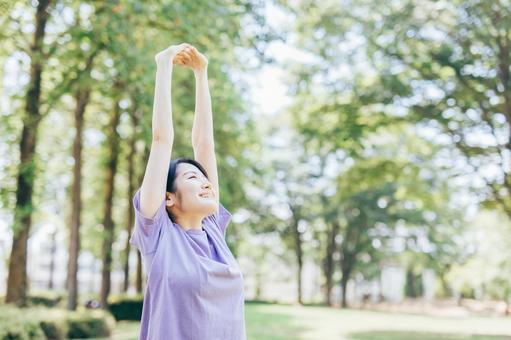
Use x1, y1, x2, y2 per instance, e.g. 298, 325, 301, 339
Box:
154, 43, 208, 73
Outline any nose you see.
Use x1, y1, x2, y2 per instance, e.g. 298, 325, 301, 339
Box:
202, 181, 212, 190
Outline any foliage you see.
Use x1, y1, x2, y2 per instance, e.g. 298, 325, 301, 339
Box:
0, 304, 115, 339
447, 210, 511, 301
107, 294, 143, 321
0, 0, 269, 297
26, 291, 65, 308
66, 309, 114, 338
275, 0, 503, 302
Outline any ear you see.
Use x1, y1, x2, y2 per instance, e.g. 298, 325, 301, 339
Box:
166, 192, 177, 207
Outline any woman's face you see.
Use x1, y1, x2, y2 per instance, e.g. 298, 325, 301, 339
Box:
167, 162, 217, 217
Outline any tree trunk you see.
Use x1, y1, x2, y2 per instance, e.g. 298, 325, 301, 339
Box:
66, 87, 90, 310
48, 229, 57, 290
254, 260, 264, 300
405, 268, 417, 298
339, 219, 362, 309
65, 46, 97, 310
5, 0, 51, 307
292, 216, 303, 305
100, 90, 123, 309
323, 221, 339, 306
339, 236, 354, 308
136, 251, 143, 294
340, 260, 352, 309
122, 102, 139, 293
122, 136, 135, 293
135, 145, 150, 295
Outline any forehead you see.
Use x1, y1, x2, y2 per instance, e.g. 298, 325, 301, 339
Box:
176, 163, 202, 176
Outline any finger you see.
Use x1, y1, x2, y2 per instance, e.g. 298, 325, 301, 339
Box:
174, 55, 185, 63
179, 51, 192, 60
189, 48, 200, 58
176, 57, 189, 65
177, 48, 191, 56
186, 46, 198, 56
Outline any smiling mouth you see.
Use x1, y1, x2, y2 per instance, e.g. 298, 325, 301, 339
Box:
198, 193, 213, 198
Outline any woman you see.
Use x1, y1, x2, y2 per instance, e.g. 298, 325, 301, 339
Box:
129, 43, 246, 340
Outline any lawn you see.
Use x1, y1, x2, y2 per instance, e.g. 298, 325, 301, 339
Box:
93, 302, 511, 339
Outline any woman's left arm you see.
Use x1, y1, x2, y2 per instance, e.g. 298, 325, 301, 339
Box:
175, 44, 220, 209
191, 67, 220, 208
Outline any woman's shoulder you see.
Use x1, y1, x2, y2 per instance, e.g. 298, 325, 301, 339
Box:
130, 188, 169, 255
203, 202, 233, 237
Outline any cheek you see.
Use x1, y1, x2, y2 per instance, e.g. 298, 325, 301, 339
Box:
183, 181, 199, 191
179, 182, 200, 201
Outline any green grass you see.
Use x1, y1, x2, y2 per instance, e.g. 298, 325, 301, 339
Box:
90, 302, 511, 339
347, 331, 511, 340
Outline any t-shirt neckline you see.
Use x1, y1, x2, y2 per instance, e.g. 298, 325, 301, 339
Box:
172, 222, 206, 235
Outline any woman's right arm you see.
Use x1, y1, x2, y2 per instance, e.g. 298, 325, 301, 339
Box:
139, 44, 187, 219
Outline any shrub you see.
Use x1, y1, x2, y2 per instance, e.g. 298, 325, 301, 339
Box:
108, 294, 143, 321
39, 318, 68, 340
26, 291, 64, 308
0, 305, 45, 340
67, 309, 115, 339
0, 305, 115, 339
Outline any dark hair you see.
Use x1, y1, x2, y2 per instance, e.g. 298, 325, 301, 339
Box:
166, 158, 209, 193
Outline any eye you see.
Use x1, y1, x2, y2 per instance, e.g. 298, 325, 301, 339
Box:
189, 175, 197, 179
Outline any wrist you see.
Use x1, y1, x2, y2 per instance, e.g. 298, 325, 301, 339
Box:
156, 58, 173, 69
156, 63, 173, 75
193, 66, 208, 77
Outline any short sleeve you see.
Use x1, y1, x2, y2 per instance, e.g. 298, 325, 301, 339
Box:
204, 202, 233, 237
129, 188, 167, 255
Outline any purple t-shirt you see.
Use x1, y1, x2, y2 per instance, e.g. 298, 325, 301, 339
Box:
129, 188, 246, 340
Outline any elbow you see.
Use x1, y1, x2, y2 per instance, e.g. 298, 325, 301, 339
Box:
192, 137, 214, 149
152, 130, 173, 144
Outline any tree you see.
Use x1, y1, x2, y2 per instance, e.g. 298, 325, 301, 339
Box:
5, 0, 52, 307
447, 210, 511, 314
275, 0, 476, 307
64, 3, 106, 311
356, 0, 511, 218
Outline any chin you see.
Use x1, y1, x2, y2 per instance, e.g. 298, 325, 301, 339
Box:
206, 200, 218, 213
197, 198, 218, 214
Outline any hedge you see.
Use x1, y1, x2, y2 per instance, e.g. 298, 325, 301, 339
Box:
107, 294, 143, 321
26, 291, 65, 308
0, 305, 115, 339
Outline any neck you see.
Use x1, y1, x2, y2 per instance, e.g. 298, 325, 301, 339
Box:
175, 213, 204, 231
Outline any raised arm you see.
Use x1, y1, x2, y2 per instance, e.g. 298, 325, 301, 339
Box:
176, 45, 220, 209
139, 44, 187, 219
